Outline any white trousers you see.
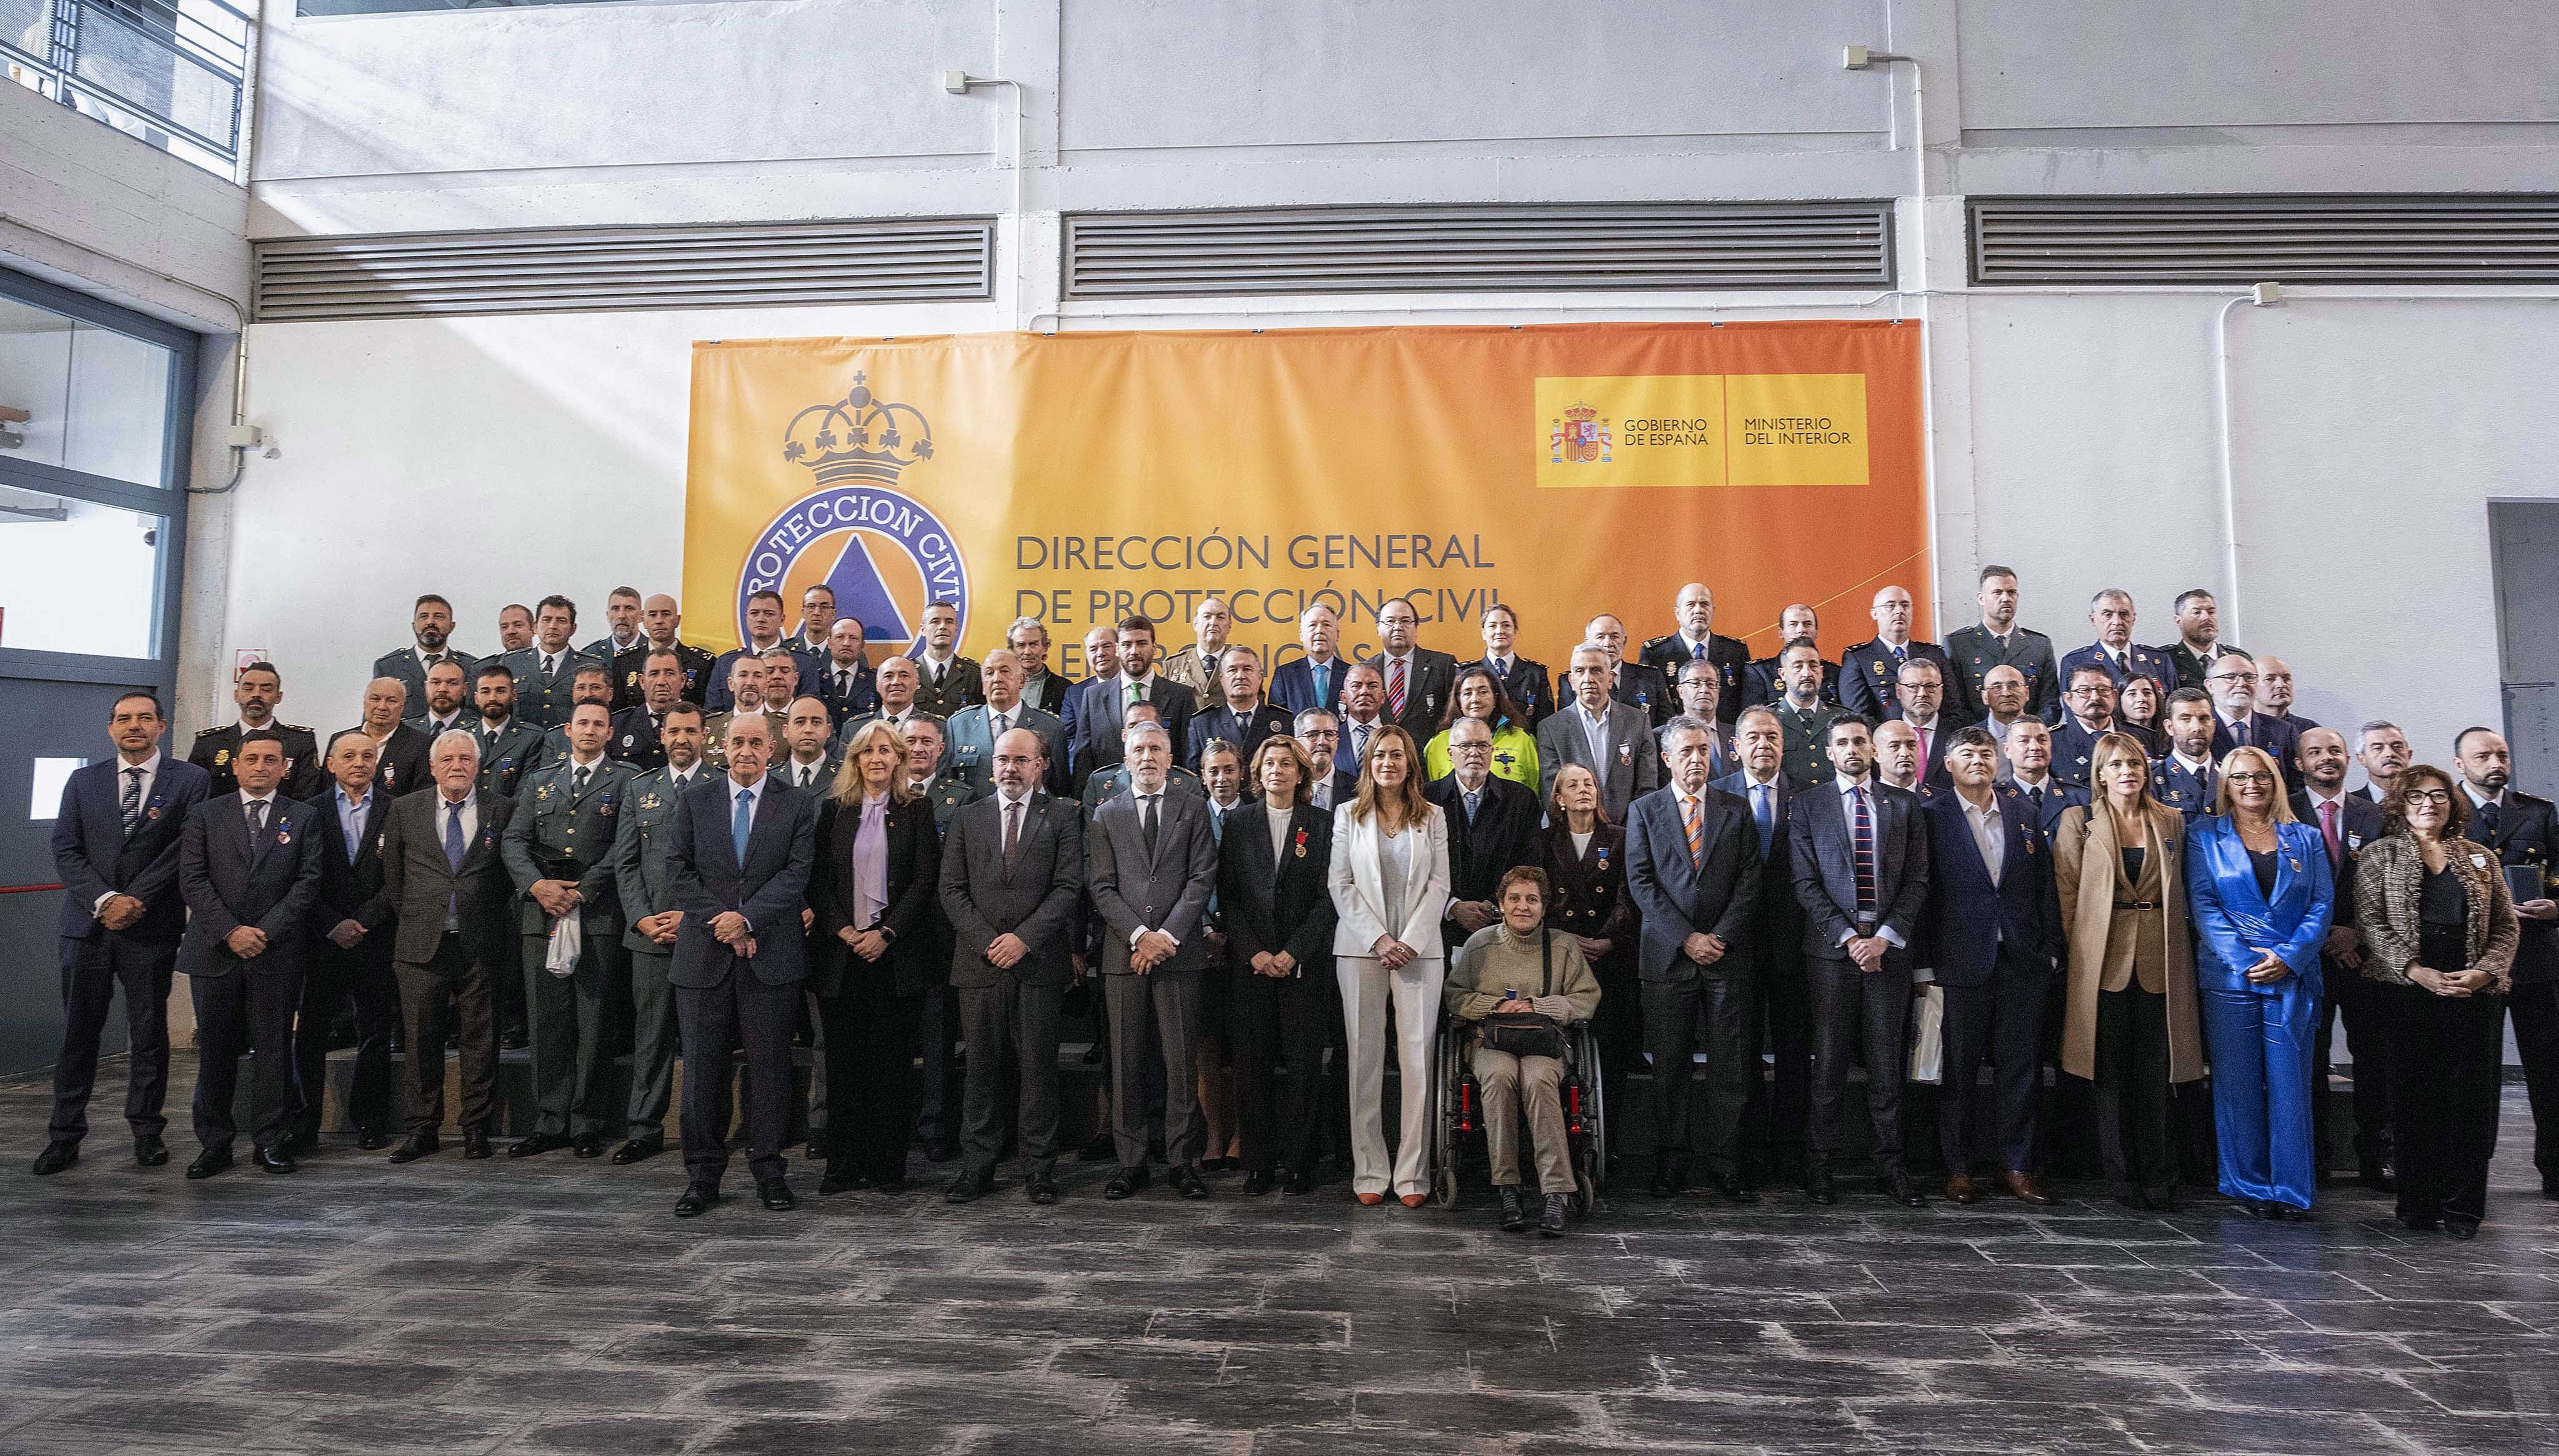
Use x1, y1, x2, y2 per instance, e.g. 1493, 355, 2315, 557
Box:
1338, 954, 1445, 1197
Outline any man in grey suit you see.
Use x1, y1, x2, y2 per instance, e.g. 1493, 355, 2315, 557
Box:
947, 648, 1065, 797
379, 731, 516, 1163
1538, 643, 1661, 823
1088, 720, 1223, 1201
937, 726, 1085, 1204
608, 701, 712, 1167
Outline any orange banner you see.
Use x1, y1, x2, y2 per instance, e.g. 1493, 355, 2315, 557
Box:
683, 322, 1929, 675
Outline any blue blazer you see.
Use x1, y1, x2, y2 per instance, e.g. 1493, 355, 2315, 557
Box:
1919, 785, 2062, 988
52, 756, 211, 944
666, 775, 819, 989
1268, 656, 1349, 718
2184, 816, 2333, 997
2000, 777, 2089, 839
1786, 778, 1929, 958
1622, 785, 1761, 981
177, 793, 326, 978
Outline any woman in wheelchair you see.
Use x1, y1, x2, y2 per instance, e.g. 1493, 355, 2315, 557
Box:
1446, 866, 1602, 1235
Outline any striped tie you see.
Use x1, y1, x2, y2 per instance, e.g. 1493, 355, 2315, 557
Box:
1681, 793, 1702, 868
1852, 786, 1877, 916
1386, 657, 1406, 719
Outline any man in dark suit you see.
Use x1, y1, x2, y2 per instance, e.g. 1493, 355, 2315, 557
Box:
348, 677, 434, 799
2455, 728, 2559, 1195
1742, 607, 1840, 711
1637, 582, 1747, 731
404, 658, 479, 742
1922, 729, 2062, 1205
470, 661, 548, 798
38, 690, 210, 1176
1586, 613, 1669, 726
610, 594, 715, 711
2049, 663, 2125, 790
1427, 719, 1544, 959
1626, 714, 1763, 1201
289, 731, 401, 1153
938, 726, 1085, 1204
1719, 706, 1809, 1187
1944, 566, 2060, 722
2001, 720, 2089, 838
1088, 721, 1223, 1199
188, 661, 324, 804
1539, 643, 1661, 823
2353, 721, 2410, 805
2203, 650, 2299, 771
1475, 602, 1556, 730
1269, 602, 1350, 718
1839, 585, 1952, 725
2156, 588, 2242, 691
380, 732, 517, 1162
1289, 708, 1359, 812
705, 589, 803, 714
501, 595, 605, 731
811, 617, 878, 726
1056, 626, 1118, 768
609, 648, 687, 771
1788, 714, 1930, 1206
1329, 663, 1392, 780
2000, 716, 2094, 1179
176, 730, 325, 1178
2057, 588, 2177, 711
2295, 725, 2391, 1187
1188, 649, 1291, 771
1068, 614, 1196, 785
371, 593, 475, 713
1890, 658, 1974, 788
662, 713, 818, 1216
1658, 658, 1735, 782
1369, 597, 1458, 743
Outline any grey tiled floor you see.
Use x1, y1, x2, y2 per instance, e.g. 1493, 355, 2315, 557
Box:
2, 1056, 2555, 1454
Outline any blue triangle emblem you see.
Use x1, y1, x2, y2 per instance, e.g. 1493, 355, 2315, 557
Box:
820, 533, 912, 645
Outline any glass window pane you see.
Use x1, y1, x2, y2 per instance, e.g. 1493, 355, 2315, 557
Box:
0, 488, 164, 656
0, 295, 176, 488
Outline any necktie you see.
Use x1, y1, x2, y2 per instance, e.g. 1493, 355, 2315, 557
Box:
544, 653, 559, 679
732, 788, 753, 864
1691, 640, 1707, 662
1891, 643, 1906, 668
1463, 788, 1481, 825
1852, 786, 1877, 916
120, 766, 143, 834
2234, 717, 2250, 749
2198, 764, 2215, 801
573, 765, 590, 796
2319, 800, 2342, 869
1141, 794, 1160, 858
1313, 661, 1330, 704
933, 660, 947, 687
799, 764, 815, 790
1682, 793, 1702, 868
345, 800, 364, 864
1354, 722, 1371, 763
2481, 799, 2502, 838
1752, 783, 1775, 856
2027, 785, 2044, 823
246, 798, 267, 836
1126, 679, 1144, 709
993, 712, 1010, 740
444, 799, 467, 870
1314, 780, 1332, 810
837, 670, 851, 697
1914, 726, 1930, 771
1003, 798, 1022, 876
1386, 657, 1407, 718
484, 726, 500, 753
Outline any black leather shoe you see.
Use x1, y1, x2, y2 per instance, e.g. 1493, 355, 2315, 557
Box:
1026, 1174, 1060, 1205
2445, 1217, 2480, 1241
673, 1184, 719, 1217
499, 1023, 529, 1051
1105, 1166, 1150, 1200
1539, 1192, 1569, 1237
1648, 1162, 1687, 1198
757, 1177, 795, 1211
462, 1127, 492, 1160
1078, 1132, 1117, 1162
925, 1138, 955, 1164
1173, 1162, 1210, 1200
186, 1145, 232, 1179
276, 1131, 310, 1158
1876, 1173, 1925, 1207
389, 1134, 441, 1164
31, 1140, 78, 1176
945, 1172, 992, 1204
1804, 1169, 1837, 1206
1240, 1170, 1273, 1196
1498, 1185, 1528, 1231
507, 1131, 570, 1159
572, 1134, 607, 1159
355, 1128, 390, 1152
1283, 1170, 1316, 1196
133, 1134, 167, 1168
257, 1144, 298, 1175
1718, 1174, 1759, 1205
2360, 1161, 2395, 1192
610, 1136, 663, 1166
820, 1167, 872, 1196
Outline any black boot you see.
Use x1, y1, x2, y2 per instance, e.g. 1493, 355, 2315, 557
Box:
1539, 1192, 1569, 1237
1497, 1184, 1526, 1232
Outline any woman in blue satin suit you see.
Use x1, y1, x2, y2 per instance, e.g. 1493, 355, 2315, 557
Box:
2184, 745, 2335, 1219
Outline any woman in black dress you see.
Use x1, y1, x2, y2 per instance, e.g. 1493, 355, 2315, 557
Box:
1222, 734, 1339, 1194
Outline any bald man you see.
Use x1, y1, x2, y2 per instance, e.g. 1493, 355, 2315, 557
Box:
1840, 586, 1952, 724
612, 593, 715, 710
1638, 582, 1747, 730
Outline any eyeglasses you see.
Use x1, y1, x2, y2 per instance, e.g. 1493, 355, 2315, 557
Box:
1450, 740, 1493, 753
2224, 771, 2275, 787
2402, 790, 2453, 806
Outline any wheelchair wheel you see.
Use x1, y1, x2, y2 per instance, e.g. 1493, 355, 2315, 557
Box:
1432, 1026, 1461, 1208
1575, 1024, 1606, 1216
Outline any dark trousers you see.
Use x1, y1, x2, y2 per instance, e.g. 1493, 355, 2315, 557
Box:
521, 926, 622, 1137
1938, 948, 2050, 1174
1105, 969, 1205, 1168
1233, 968, 1329, 1176
2507, 979, 2559, 1187
191, 967, 304, 1152
820, 985, 924, 1184
1641, 971, 1754, 1177
956, 977, 1064, 1179
49, 933, 175, 1143
2036, 973, 2100, 1178
1807, 954, 1911, 1176
626, 949, 678, 1141
675, 970, 799, 1186
395, 936, 500, 1135
2312, 954, 2393, 1172
915, 984, 964, 1145
1739, 944, 1814, 1182
2380, 982, 2505, 1227
2093, 985, 2177, 1201
1586, 961, 1641, 1158
292, 939, 398, 1140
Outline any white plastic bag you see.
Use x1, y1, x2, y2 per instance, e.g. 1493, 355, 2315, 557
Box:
1907, 984, 1944, 1084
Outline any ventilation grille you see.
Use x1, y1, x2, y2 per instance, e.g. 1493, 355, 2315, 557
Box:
1970, 195, 2559, 286
1063, 202, 1894, 298
252, 218, 995, 321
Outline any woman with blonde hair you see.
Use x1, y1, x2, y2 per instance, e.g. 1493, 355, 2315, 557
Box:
2052, 732, 2204, 1211
1327, 723, 1451, 1206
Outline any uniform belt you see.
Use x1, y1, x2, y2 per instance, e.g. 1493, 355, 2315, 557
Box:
2114, 900, 2159, 911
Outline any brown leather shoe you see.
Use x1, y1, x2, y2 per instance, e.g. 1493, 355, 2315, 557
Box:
1942, 1173, 1979, 1205
2002, 1170, 2055, 1206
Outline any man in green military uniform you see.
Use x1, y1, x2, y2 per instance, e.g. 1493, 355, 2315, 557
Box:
470, 661, 549, 798
404, 658, 480, 741
500, 595, 602, 731
1770, 641, 1840, 786
540, 665, 619, 760
610, 593, 714, 711
188, 660, 322, 803
908, 601, 981, 719
1942, 565, 2060, 723
499, 700, 634, 1159
371, 593, 475, 711
607, 700, 711, 1166
1158, 595, 1233, 700
900, 718, 978, 830
580, 585, 648, 664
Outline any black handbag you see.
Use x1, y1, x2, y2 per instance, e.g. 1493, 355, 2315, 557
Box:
1479, 929, 1570, 1061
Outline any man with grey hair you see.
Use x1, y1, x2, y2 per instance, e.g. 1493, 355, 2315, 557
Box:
1294, 707, 1357, 811
2057, 588, 2174, 703
1009, 616, 1073, 716
1538, 642, 1659, 821
380, 729, 517, 1163
2353, 721, 2410, 805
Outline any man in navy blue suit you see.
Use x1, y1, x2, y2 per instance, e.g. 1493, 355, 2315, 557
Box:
1718, 706, 1809, 1187
39, 690, 211, 1176
1921, 728, 2062, 1206
1268, 601, 1350, 719
176, 730, 325, 1178
665, 713, 818, 1217
2000, 720, 2088, 837
289, 731, 402, 1153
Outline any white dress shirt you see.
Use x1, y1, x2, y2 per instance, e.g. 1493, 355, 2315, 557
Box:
1832, 775, 1904, 947
94, 750, 164, 913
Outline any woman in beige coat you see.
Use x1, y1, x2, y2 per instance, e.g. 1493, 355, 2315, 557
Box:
2053, 732, 2204, 1211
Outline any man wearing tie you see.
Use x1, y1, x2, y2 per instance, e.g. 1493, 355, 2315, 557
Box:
665, 714, 820, 1215
1476, 603, 1555, 730
1944, 566, 2059, 723
380, 733, 515, 1162
778, 695, 839, 792
1839, 585, 1952, 724
176, 731, 325, 1177
705, 589, 793, 713
815, 617, 878, 727
1537, 644, 1659, 823
788, 583, 839, 660
1637, 583, 1748, 733
1372, 597, 1458, 742
1923, 729, 2063, 1206
1788, 715, 1930, 1207
2152, 690, 2220, 822
1270, 602, 1349, 718
2057, 589, 2176, 706
1892, 658, 1970, 787
1426, 718, 1546, 959
1717, 707, 1809, 1188
609, 701, 709, 1167
1657, 658, 1731, 780
1188, 650, 1292, 772
609, 649, 687, 771
1769, 642, 1839, 786
2204, 651, 2298, 771
470, 662, 549, 798
1159, 595, 1235, 700
372, 593, 476, 711
187, 661, 322, 803
2001, 720, 2087, 838
1293, 709, 1358, 811
37, 691, 210, 1176
610, 593, 714, 711
289, 732, 400, 1154
909, 601, 982, 720
948, 649, 1065, 796
501, 596, 601, 731
2293, 725, 2390, 1189
1331, 663, 1391, 779
2453, 728, 2559, 1196
407, 659, 480, 742
1625, 715, 1762, 1200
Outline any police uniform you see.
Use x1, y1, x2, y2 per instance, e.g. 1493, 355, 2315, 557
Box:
2047, 719, 2110, 790
2159, 638, 2243, 693
609, 759, 708, 1150
909, 653, 982, 720
2056, 641, 2176, 706
2149, 755, 2215, 823
606, 705, 667, 771
498, 753, 635, 1146
404, 710, 479, 747
1771, 700, 1837, 786
1081, 762, 1202, 818
704, 643, 817, 713
1611, 659, 1673, 728
912, 773, 980, 831
370, 646, 477, 715
188, 720, 324, 804
2001, 776, 2089, 839
581, 631, 647, 666
2465, 785, 2559, 1189
1837, 637, 1952, 723
500, 646, 605, 731
474, 716, 549, 797
1637, 631, 1746, 728
812, 655, 879, 727
1473, 654, 1556, 730
610, 640, 715, 712
1158, 643, 1228, 700
1942, 623, 2060, 722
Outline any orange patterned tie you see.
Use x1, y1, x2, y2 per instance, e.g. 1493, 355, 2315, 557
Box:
1682, 793, 1702, 867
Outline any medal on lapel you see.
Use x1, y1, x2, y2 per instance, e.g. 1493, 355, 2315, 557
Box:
1293, 826, 1309, 859
1618, 742, 1632, 766
147, 806, 161, 821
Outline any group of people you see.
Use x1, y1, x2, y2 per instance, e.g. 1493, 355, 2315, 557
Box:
39, 571, 2556, 1239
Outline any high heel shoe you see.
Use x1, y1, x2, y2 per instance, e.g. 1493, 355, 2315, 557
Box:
1356, 1191, 1384, 1206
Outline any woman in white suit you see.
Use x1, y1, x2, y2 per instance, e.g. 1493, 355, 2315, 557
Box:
1328, 723, 1453, 1206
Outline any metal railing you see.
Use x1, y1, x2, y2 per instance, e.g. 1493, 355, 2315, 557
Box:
2, 0, 252, 179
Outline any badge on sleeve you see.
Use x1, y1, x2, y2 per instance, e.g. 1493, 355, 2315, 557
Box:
2474, 852, 2492, 870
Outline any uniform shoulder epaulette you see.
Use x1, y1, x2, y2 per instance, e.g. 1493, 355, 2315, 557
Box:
278, 721, 312, 735
191, 725, 226, 742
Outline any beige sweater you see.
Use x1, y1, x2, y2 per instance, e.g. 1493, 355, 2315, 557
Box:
1446, 924, 1602, 1033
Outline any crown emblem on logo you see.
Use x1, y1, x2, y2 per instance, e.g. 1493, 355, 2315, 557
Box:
1549, 400, 1612, 465
782, 372, 934, 484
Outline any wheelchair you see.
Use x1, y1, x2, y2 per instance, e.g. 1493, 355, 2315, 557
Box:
1430, 1014, 1606, 1214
